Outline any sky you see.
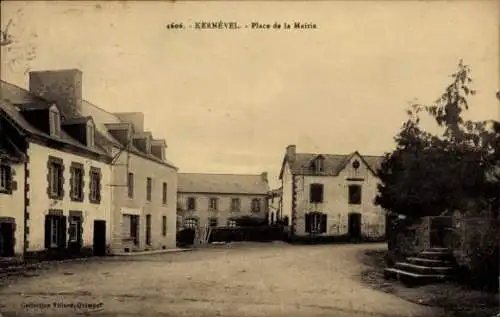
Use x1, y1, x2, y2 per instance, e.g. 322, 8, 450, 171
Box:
1, 0, 499, 189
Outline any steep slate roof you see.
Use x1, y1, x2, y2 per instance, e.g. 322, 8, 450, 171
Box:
0, 135, 25, 163
0, 81, 110, 157
82, 100, 178, 169
178, 173, 270, 195
1, 80, 177, 169
283, 151, 384, 177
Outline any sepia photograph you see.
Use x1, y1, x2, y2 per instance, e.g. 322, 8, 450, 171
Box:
0, 1, 499, 316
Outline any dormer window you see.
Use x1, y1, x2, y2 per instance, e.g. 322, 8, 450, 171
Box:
49, 106, 61, 137
86, 121, 95, 148
313, 156, 324, 173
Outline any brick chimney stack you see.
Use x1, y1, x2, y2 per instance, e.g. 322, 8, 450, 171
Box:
261, 172, 268, 183
286, 145, 296, 162
29, 69, 83, 120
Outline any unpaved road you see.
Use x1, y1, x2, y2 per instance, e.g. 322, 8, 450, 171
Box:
0, 243, 442, 317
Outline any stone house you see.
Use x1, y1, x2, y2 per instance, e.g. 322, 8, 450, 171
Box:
177, 173, 270, 229
0, 79, 112, 258
0, 68, 178, 258
279, 145, 386, 240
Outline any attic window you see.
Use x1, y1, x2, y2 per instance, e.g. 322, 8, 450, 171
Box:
352, 160, 360, 169
49, 108, 61, 137
314, 157, 324, 173
86, 121, 95, 148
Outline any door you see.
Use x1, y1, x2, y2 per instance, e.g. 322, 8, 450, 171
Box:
145, 214, 151, 246
429, 217, 453, 247
348, 213, 362, 240
0, 222, 15, 257
93, 220, 106, 256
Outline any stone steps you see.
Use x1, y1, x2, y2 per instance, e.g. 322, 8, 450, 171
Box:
394, 261, 454, 275
384, 247, 456, 287
384, 267, 450, 286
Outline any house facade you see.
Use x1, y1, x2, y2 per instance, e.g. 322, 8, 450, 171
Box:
0, 68, 178, 258
0, 132, 26, 257
279, 145, 386, 239
177, 173, 270, 229
268, 187, 282, 225
1, 78, 112, 258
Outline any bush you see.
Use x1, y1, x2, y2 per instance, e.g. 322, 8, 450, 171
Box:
457, 219, 499, 292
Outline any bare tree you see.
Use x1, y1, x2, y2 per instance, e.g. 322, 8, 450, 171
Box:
1, 8, 38, 75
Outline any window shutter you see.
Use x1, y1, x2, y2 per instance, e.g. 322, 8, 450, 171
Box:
305, 213, 311, 233
77, 217, 83, 246
320, 214, 327, 233
60, 164, 65, 198
59, 216, 67, 248
44, 215, 51, 249
97, 171, 102, 202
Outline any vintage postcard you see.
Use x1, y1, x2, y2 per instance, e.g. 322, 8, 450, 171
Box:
0, 1, 499, 316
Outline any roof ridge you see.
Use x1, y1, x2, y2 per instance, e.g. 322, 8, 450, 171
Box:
83, 99, 119, 117
179, 172, 265, 176
297, 152, 350, 156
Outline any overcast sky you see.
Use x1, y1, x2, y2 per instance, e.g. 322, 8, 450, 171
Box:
1, 1, 498, 189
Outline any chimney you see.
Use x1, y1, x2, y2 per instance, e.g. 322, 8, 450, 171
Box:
286, 145, 296, 162
261, 172, 268, 183
29, 69, 83, 120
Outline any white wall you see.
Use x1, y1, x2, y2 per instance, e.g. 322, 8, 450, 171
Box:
284, 154, 386, 237
26, 142, 112, 251
281, 163, 293, 224
110, 149, 177, 252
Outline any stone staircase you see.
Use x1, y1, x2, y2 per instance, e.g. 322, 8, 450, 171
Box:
384, 247, 456, 286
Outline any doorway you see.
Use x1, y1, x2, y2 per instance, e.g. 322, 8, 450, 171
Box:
145, 214, 151, 246
0, 219, 15, 257
348, 213, 362, 240
93, 220, 106, 256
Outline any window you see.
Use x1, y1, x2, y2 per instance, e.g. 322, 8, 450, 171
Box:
209, 217, 218, 228
162, 182, 168, 205
146, 177, 152, 201
86, 122, 94, 148
89, 167, 101, 203
231, 198, 241, 212
130, 215, 139, 246
315, 157, 324, 173
49, 108, 61, 136
209, 198, 218, 211
184, 217, 198, 229
70, 163, 84, 201
68, 216, 82, 243
48, 158, 64, 199
0, 164, 11, 193
162, 216, 167, 236
352, 160, 360, 169
127, 172, 134, 198
227, 219, 237, 228
348, 184, 362, 205
146, 214, 151, 245
309, 183, 324, 203
251, 198, 261, 213
305, 212, 327, 234
187, 197, 196, 211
